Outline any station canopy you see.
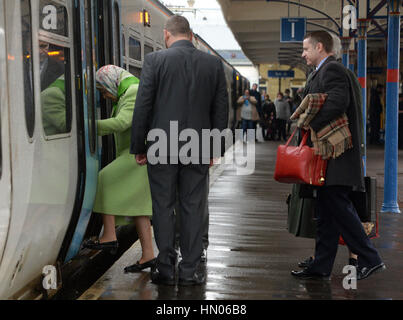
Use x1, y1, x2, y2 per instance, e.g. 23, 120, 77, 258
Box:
217, 0, 392, 72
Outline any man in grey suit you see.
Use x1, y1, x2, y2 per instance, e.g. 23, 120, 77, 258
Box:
130, 15, 228, 286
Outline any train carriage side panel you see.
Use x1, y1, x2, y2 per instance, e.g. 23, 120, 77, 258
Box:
0, 0, 11, 266
0, 0, 79, 299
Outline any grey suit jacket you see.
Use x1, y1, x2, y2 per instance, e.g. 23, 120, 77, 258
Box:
130, 40, 229, 164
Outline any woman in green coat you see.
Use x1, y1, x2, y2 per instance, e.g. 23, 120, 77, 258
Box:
84, 65, 156, 272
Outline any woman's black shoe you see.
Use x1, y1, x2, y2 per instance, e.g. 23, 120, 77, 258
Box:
83, 239, 119, 254
124, 258, 157, 273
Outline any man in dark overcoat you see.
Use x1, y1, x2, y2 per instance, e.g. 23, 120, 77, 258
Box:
291, 31, 384, 280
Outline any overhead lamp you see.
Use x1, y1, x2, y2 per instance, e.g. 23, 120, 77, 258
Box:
187, 0, 195, 7
142, 9, 151, 27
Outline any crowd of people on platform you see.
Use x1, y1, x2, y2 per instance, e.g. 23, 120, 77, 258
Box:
237, 85, 305, 142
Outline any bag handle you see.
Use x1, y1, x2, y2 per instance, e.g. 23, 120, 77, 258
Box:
285, 128, 309, 147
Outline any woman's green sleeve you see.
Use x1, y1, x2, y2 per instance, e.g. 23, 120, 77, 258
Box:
97, 87, 136, 136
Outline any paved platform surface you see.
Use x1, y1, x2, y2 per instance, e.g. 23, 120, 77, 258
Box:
79, 139, 403, 300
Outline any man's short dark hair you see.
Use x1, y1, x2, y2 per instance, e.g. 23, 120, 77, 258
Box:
304, 31, 333, 53
165, 15, 191, 37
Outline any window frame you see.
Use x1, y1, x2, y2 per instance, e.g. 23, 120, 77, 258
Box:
38, 1, 74, 141
21, 0, 36, 139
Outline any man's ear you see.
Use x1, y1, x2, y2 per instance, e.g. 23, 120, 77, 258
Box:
189, 32, 194, 42
316, 42, 324, 53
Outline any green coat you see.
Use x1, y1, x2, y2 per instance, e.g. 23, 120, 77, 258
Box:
93, 83, 152, 224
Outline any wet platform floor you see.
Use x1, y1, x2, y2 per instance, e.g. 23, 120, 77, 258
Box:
79, 140, 403, 300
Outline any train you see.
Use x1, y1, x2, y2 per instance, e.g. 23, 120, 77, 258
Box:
0, 0, 250, 299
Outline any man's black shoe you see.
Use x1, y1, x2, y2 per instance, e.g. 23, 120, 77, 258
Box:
150, 269, 175, 286
357, 263, 386, 280
178, 272, 206, 286
298, 256, 314, 268
291, 269, 331, 280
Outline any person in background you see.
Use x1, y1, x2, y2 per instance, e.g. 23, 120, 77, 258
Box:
274, 92, 290, 141
238, 89, 259, 142
262, 94, 276, 141
284, 88, 294, 136
84, 65, 156, 273
250, 83, 263, 141
369, 84, 384, 145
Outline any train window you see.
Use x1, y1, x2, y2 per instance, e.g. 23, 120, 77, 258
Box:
129, 65, 141, 78
122, 34, 126, 59
129, 37, 141, 61
85, 0, 96, 154
21, 0, 35, 138
39, 0, 68, 37
39, 42, 72, 136
144, 43, 153, 57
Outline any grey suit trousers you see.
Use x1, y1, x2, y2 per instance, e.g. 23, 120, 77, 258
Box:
147, 163, 209, 278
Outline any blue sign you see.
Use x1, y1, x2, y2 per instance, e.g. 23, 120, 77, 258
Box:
268, 70, 295, 78
280, 17, 306, 42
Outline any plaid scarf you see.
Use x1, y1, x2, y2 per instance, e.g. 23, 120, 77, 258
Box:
290, 93, 353, 159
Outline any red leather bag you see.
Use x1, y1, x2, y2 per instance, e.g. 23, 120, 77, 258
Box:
274, 129, 327, 186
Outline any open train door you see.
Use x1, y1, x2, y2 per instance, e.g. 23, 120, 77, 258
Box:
83, 0, 123, 239
0, 0, 11, 265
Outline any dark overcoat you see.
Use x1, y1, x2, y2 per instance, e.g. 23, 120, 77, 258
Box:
303, 56, 364, 190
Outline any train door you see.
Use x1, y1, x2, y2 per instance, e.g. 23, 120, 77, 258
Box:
0, 0, 11, 265
59, 0, 99, 263
82, 0, 123, 240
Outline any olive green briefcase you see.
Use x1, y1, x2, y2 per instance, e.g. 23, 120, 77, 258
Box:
287, 184, 317, 239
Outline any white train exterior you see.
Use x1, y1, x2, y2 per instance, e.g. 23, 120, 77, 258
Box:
0, 0, 249, 299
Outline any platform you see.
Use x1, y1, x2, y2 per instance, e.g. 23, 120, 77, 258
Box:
79, 139, 403, 300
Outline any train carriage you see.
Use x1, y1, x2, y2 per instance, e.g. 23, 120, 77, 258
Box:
0, 0, 248, 299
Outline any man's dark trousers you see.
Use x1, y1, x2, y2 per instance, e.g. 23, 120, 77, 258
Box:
147, 163, 209, 279
175, 176, 210, 251
308, 186, 382, 275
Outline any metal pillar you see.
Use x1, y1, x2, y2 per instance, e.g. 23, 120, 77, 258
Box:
381, 0, 401, 214
349, 49, 356, 73
357, 19, 369, 175
341, 37, 351, 68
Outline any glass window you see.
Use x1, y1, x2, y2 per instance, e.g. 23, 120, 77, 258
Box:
85, 0, 96, 153
122, 34, 126, 58
40, 42, 72, 136
21, 0, 35, 138
39, 0, 68, 37
129, 37, 141, 61
129, 65, 141, 78
144, 43, 153, 56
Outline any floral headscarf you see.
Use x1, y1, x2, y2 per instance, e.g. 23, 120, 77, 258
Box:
96, 65, 132, 98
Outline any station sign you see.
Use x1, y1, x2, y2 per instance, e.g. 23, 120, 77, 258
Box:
280, 17, 306, 42
268, 70, 295, 78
